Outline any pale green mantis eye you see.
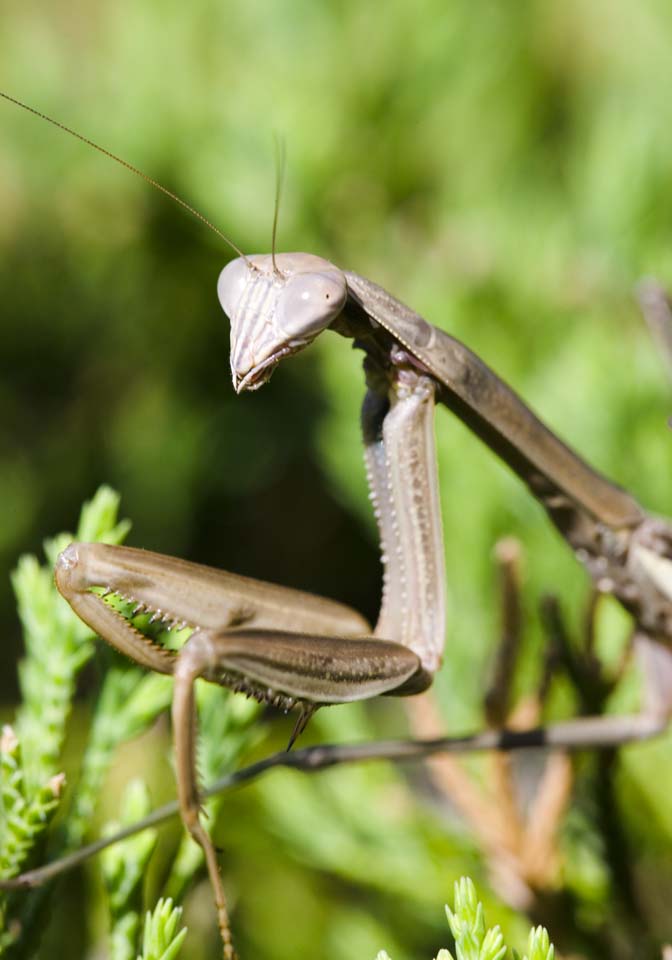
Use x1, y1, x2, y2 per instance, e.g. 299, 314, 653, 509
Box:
275, 270, 347, 339
217, 257, 250, 322
217, 256, 347, 340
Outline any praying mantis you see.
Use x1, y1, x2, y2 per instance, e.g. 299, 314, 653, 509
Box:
3, 92, 672, 960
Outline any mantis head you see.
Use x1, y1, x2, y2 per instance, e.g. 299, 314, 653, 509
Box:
218, 253, 348, 392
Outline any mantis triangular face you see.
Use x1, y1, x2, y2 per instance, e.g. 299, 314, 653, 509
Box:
218, 252, 347, 391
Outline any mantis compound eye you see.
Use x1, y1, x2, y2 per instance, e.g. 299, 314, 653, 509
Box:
275, 270, 347, 339
217, 257, 250, 323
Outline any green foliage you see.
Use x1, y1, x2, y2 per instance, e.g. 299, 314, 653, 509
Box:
513, 927, 554, 960
444, 878, 506, 960
0, 488, 258, 957
65, 667, 173, 849
377, 879, 552, 960
0, 488, 131, 953
0, 727, 64, 949
0, 727, 63, 884
11, 488, 130, 790
103, 780, 160, 960
137, 900, 186, 960
100, 784, 188, 960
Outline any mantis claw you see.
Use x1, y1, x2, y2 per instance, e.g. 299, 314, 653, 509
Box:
286, 705, 318, 751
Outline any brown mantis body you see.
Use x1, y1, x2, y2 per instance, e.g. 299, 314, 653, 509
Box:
53, 253, 672, 958
3, 92, 672, 959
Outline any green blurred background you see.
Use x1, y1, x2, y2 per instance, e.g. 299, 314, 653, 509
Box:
2, 1, 672, 957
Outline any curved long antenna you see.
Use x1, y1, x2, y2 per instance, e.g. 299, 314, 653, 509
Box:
0, 90, 249, 263
271, 133, 286, 275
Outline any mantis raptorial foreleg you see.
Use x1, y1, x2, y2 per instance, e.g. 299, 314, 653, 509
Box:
4, 90, 672, 959
54, 537, 424, 958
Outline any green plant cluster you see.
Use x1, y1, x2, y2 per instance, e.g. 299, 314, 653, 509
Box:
0, 488, 258, 957
377, 879, 554, 960
101, 781, 186, 960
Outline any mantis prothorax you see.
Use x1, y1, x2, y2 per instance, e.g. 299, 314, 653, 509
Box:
4, 91, 672, 960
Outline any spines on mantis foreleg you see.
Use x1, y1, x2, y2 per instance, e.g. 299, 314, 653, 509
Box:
176, 628, 423, 706
362, 364, 446, 676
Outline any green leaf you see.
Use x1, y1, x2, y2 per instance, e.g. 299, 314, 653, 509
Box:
137, 899, 187, 960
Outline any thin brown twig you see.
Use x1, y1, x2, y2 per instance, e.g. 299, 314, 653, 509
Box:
540, 596, 585, 701
582, 588, 600, 656
404, 694, 519, 863
0, 710, 665, 892
482, 538, 528, 900
485, 538, 524, 726
521, 752, 573, 888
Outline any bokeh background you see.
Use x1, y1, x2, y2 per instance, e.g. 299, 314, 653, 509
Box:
2, 1, 672, 957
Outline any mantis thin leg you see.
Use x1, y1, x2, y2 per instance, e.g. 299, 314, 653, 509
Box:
638, 279, 672, 383
172, 636, 235, 960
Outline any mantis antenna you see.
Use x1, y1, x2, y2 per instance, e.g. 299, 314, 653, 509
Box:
271, 133, 286, 276
0, 90, 251, 264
